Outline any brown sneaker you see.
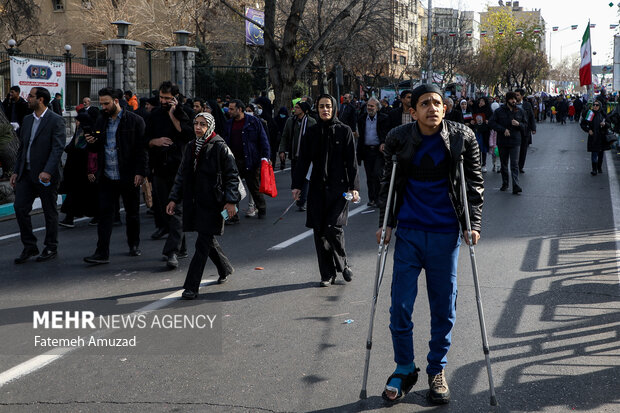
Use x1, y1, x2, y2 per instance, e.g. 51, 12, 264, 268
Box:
427, 371, 450, 404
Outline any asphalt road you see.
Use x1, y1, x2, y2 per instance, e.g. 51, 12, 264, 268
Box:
0, 120, 618, 412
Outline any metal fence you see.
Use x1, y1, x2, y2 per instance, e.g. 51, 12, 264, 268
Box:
194, 65, 268, 103
136, 48, 170, 98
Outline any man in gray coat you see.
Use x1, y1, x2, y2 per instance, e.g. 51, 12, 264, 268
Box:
10, 87, 65, 263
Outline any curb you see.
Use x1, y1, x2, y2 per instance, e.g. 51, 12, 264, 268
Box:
0, 195, 64, 219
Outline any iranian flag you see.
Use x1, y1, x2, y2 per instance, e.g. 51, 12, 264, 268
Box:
579, 24, 592, 86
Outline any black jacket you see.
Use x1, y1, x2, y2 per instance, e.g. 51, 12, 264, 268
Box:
338, 103, 358, 133
2, 97, 31, 127
356, 110, 390, 164
169, 136, 241, 235
445, 109, 464, 124
293, 116, 360, 229
581, 109, 610, 153
87, 110, 148, 184
146, 105, 193, 177
519, 100, 536, 133
378, 120, 483, 233
489, 104, 528, 147
387, 107, 410, 131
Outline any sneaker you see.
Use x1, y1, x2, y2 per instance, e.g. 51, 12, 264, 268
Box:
319, 280, 331, 287
245, 206, 257, 217
166, 253, 179, 269
59, 217, 75, 228
481, 166, 487, 173
427, 371, 450, 404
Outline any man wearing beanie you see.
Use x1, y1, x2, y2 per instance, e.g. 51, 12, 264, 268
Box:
279, 101, 316, 210
377, 83, 483, 405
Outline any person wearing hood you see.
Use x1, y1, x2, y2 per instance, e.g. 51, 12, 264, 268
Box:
292, 94, 359, 286
167, 112, 240, 299
275, 106, 289, 169
280, 101, 316, 210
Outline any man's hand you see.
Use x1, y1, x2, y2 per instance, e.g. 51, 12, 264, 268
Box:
166, 201, 176, 215
168, 97, 178, 117
38, 172, 51, 184
589, 130, 594, 136
376, 226, 392, 244
87, 174, 96, 183
150, 137, 173, 147
134, 175, 144, 187
600, 121, 606, 127
9, 173, 17, 188
279, 152, 286, 163
511, 119, 520, 126
224, 203, 237, 218
504, 129, 511, 137
350, 190, 360, 203
379, 143, 385, 153
292, 189, 301, 201
532, 130, 536, 135
463, 230, 480, 245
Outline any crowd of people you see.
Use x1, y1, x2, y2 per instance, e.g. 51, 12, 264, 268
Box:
4, 79, 619, 405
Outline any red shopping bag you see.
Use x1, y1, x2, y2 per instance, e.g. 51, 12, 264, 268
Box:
259, 159, 278, 197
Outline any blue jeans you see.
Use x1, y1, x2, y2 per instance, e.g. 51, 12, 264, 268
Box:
390, 228, 460, 375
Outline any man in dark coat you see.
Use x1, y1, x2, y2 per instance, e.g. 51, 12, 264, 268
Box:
83, 87, 148, 264
224, 99, 271, 222
377, 84, 483, 405
146, 81, 193, 269
387, 90, 413, 131
515, 89, 535, 173
292, 94, 359, 287
338, 93, 358, 134
10, 87, 65, 263
2, 86, 31, 131
489, 91, 527, 194
356, 97, 389, 207
50, 93, 63, 115
255, 91, 273, 120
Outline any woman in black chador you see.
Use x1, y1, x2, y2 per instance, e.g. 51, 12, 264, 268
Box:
292, 94, 360, 287
167, 112, 240, 299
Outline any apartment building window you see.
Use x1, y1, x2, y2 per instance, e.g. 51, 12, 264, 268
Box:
400, 56, 406, 65
85, 45, 107, 67
52, 0, 65, 11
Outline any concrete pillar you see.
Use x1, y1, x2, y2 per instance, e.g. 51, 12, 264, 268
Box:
102, 39, 141, 92
165, 46, 199, 98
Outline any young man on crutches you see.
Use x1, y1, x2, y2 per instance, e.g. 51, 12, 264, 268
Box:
377, 84, 483, 404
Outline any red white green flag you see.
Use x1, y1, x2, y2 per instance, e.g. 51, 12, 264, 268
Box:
552, 26, 559, 31
579, 24, 592, 86
571, 25, 578, 30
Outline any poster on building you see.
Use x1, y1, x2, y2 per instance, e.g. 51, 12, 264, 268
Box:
10, 57, 66, 111
245, 7, 265, 46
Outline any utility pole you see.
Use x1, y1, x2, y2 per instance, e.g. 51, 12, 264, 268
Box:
427, 0, 433, 84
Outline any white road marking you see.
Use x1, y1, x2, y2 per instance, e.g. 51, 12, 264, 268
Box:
604, 151, 620, 285
0, 280, 217, 388
268, 204, 369, 250
274, 167, 291, 174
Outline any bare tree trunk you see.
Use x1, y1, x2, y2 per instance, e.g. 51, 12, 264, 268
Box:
319, 50, 329, 94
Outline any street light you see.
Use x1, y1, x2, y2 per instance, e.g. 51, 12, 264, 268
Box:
6, 38, 19, 56
64, 44, 72, 111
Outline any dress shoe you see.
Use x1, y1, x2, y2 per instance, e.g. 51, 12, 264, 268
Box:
150, 228, 169, 240
181, 289, 198, 300
166, 253, 179, 269
128, 246, 142, 257
59, 217, 75, 228
14, 248, 39, 264
36, 248, 57, 262
500, 184, 509, 191
84, 253, 110, 264
343, 267, 354, 282
367, 201, 377, 208
512, 185, 522, 195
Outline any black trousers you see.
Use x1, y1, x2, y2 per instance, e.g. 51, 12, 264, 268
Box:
14, 174, 59, 251
183, 233, 233, 293
96, 177, 141, 256
313, 225, 348, 281
362, 146, 384, 203
236, 157, 266, 213
518, 133, 531, 171
152, 174, 185, 256
499, 145, 520, 188
290, 159, 309, 207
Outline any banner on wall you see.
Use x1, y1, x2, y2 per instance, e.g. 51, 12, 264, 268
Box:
10, 57, 66, 111
245, 7, 265, 46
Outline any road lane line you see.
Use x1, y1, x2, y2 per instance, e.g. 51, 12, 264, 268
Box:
604, 152, 620, 285
0, 279, 217, 388
268, 204, 369, 250
274, 167, 291, 174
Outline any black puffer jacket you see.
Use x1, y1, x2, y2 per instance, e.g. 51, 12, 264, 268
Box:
169, 135, 241, 235
378, 120, 484, 233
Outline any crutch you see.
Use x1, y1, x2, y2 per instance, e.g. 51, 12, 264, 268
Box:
459, 159, 498, 406
360, 155, 398, 400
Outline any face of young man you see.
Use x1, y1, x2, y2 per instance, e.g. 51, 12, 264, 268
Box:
228, 103, 242, 120
159, 91, 175, 110
9, 90, 19, 101
514, 92, 523, 103
317, 98, 333, 121
99, 95, 119, 116
402, 93, 412, 110
193, 101, 202, 114
411, 92, 445, 134
293, 104, 303, 117
27, 88, 41, 111
506, 97, 517, 109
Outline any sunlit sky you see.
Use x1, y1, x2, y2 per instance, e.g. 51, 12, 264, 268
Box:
430, 0, 620, 66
